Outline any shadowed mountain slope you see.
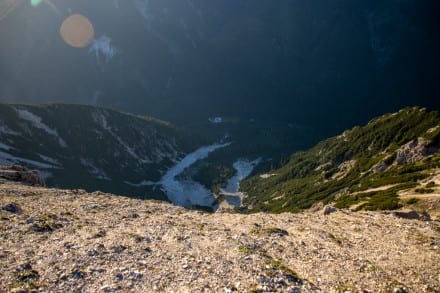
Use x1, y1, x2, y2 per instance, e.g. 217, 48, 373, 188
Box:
0, 103, 196, 199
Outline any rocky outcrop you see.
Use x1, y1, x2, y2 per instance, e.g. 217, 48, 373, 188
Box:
372, 160, 389, 173
394, 137, 437, 165
331, 160, 356, 180
371, 136, 439, 174
0, 165, 45, 186
369, 135, 439, 174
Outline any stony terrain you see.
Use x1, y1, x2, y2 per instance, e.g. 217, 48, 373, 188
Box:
1, 174, 439, 292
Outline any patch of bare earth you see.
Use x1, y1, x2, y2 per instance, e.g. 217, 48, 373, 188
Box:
1, 181, 439, 292
399, 170, 440, 219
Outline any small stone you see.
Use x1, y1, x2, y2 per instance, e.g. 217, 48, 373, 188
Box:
419, 213, 431, 221
392, 211, 420, 220
63, 242, 73, 249
129, 270, 143, 280
93, 229, 106, 238
258, 276, 268, 284
323, 205, 338, 215
2, 203, 22, 214
70, 270, 85, 279
112, 245, 126, 253
26, 217, 35, 224
88, 249, 99, 256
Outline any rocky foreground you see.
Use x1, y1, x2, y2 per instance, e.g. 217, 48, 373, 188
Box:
1, 178, 439, 292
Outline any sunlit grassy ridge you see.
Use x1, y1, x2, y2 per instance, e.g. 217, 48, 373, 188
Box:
241, 107, 440, 213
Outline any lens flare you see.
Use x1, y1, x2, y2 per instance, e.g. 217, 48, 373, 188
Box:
60, 14, 95, 48
30, 0, 43, 7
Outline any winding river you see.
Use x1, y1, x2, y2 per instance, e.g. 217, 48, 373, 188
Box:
219, 158, 261, 206
159, 142, 230, 208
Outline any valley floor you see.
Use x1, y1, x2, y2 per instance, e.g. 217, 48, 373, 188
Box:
0, 181, 439, 292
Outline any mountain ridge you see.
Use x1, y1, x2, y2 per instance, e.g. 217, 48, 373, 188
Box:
0, 103, 198, 200
241, 107, 440, 213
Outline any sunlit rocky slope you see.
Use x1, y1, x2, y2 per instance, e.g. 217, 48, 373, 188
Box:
0, 168, 439, 292
242, 107, 440, 213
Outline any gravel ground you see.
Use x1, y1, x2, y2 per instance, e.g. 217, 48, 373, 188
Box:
1, 180, 439, 292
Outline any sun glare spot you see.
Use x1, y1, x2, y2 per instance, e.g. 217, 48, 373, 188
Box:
59, 14, 95, 48
30, 0, 43, 7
